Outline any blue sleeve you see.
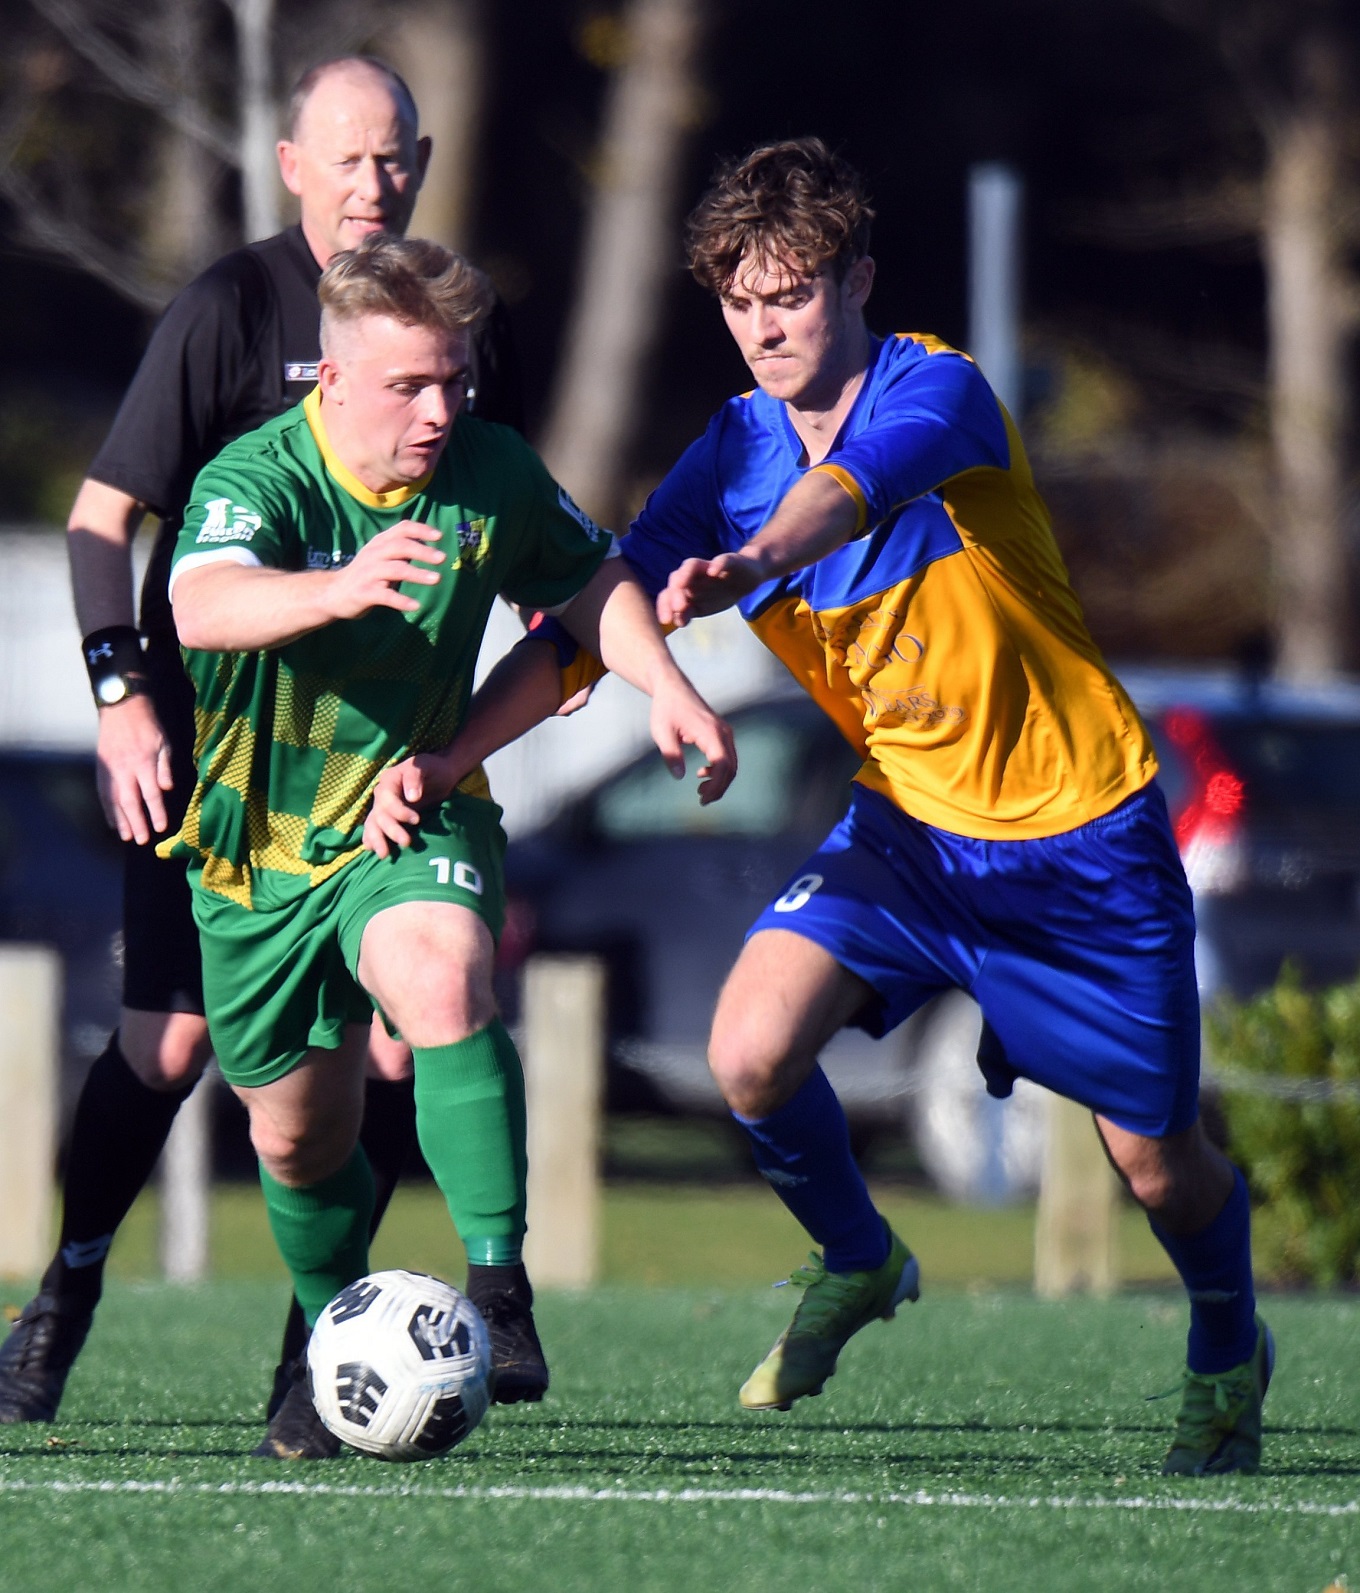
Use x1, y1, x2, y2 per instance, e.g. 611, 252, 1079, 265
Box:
616, 426, 725, 595
826, 351, 1010, 530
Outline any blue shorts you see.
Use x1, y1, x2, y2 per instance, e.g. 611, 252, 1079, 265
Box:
748, 782, 1201, 1138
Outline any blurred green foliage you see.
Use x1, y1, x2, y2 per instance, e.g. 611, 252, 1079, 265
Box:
0, 389, 107, 524
1207, 963, 1360, 1287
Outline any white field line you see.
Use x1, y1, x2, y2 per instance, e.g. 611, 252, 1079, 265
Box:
0, 1478, 1356, 1516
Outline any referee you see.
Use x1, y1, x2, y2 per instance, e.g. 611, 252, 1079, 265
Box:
0, 55, 524, 1457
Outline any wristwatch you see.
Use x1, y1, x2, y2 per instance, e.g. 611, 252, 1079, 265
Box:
93, 671, 151, 707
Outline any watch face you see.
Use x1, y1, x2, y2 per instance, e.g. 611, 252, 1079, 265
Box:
95, 675, 130, 706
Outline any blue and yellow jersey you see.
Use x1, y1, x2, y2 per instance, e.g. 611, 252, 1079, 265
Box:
563, 332, 1156, 841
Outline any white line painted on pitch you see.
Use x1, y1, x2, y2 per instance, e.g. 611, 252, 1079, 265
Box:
0, 1478, 1355, 1516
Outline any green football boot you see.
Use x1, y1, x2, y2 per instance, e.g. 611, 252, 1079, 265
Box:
739, 1229, 920, 1411
1161, 1318, 1274, 1476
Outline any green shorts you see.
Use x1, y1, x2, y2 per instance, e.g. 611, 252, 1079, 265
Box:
191, 794, 507, 1089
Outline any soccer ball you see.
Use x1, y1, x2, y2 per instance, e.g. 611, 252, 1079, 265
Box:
306, 1269, 493, 1461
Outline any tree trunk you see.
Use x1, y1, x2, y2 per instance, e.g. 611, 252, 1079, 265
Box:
1260, 38, 1352, 680
384, 0, 486, 252
539, 0, 704, 528
231, 0, 280, 243
141, 0, 221, 291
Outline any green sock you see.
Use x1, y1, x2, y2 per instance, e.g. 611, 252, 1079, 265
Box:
259, 1149, 374, 1328
413, 1021, 526, 1265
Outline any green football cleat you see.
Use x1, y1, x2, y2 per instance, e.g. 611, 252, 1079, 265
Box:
739, 1230, 920, 1411
1161, 1318, 1274, 1476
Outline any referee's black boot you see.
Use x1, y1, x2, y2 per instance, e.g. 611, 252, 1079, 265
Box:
466, 1263, 550, 1405
0, 1291, 95, 1423
252, 1352, 342, 1460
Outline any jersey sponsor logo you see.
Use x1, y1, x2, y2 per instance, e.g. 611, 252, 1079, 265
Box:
284, 360, 319, 383
451, 518, 488, 568
197, 496, 263, 544
306, 547, 356, 570
862, 684, 966, 730
557, 486, 608, 543
773, 872, 823, 913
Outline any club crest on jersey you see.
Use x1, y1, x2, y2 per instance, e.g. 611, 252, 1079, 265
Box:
557, 487, 607, 543
451, 518, 488, 568
284, 361, 319, 383
197, 497, 263, 544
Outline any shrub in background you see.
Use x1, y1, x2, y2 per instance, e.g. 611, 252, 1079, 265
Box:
1206, 964, 1360, 1286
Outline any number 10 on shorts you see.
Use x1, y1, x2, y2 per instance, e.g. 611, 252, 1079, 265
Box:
429, 857, 483, 895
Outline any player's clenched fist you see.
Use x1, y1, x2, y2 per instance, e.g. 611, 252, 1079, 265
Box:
325, 520, 444, 618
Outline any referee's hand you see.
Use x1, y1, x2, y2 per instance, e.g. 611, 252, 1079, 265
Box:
96, 693, 174, 844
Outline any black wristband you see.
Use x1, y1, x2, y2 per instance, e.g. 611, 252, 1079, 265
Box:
82, 625, 150, 707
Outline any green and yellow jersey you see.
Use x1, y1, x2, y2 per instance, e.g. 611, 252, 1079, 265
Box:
162, 388, 612, 906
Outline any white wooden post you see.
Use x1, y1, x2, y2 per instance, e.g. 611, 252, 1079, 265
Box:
0, 946, 61, 1279
159, 1068, 213, 1281
1034, 1092, 1120, 1298
521, 956, 605, 1288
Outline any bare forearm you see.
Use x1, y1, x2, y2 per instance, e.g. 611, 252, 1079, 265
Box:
738, 469, 861, 581
443, 637, 563, 771
561, 562, 682, 695
67, 479, 147, 634
172, 564, 342, 651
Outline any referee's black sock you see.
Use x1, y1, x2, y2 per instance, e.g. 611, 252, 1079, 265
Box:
41, 1033, 193, 1307
273, 1074, 418, 1377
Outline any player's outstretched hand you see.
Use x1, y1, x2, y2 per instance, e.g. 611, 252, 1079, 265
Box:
96, 693, 174, 844
648, 675, 737, 806
363, 751, 459, 858
656, 549, 770, 628
327, 520, 444, 620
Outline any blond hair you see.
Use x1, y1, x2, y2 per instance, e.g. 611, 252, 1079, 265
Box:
318, 235, 492, 353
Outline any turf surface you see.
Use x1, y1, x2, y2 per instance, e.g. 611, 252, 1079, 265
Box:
0, 1283, 1354, 1592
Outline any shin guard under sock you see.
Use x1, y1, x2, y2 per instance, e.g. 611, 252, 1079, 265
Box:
276, 1074, 419, 1366
412, 1021, 526, 1265
43, 1034, 193, 1305
259, 1149, 374, 1328
1151, 1166, 1258, 1374
733, 1065, 889, 1273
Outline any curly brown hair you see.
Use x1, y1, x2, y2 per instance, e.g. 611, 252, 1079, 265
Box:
685, 137, 874, 297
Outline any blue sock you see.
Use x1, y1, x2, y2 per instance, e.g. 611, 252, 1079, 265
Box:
1150, 1167, 1258, 1374
733, 1065, 889, 1273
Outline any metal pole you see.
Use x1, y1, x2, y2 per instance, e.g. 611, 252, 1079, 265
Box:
968, 162, 1025, 419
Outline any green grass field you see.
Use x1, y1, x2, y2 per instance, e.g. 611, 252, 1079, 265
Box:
1, 1186, 1356, 1592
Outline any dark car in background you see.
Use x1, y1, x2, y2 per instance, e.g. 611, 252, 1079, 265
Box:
501, 667, 1360, 1197
0, 751, 123, 1120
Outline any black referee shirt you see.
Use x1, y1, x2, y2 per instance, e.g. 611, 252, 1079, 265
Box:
89, 224, 525, 643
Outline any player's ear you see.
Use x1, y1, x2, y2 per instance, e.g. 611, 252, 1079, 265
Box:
414, 135, 433, 187
844, 256, 874, 311
318, 358, 345, 404
278, 139, 303, 198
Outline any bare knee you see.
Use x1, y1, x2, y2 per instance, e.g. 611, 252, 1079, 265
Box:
1097, 1116, 1235, 1234
120, 1010, 213, 1091
708, 1022, 789, 1118
247, 1114, 354, 1188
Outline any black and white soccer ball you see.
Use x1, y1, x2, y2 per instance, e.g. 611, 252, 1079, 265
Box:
306, 1270, 493, 1461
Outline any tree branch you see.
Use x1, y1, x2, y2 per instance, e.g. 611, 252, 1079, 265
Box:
29, 0, 238, 165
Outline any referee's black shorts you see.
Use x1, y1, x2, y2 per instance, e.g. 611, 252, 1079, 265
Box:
120, 633, 203, 1015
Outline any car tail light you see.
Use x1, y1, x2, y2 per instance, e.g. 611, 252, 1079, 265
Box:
1162, 707, 1246, 894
